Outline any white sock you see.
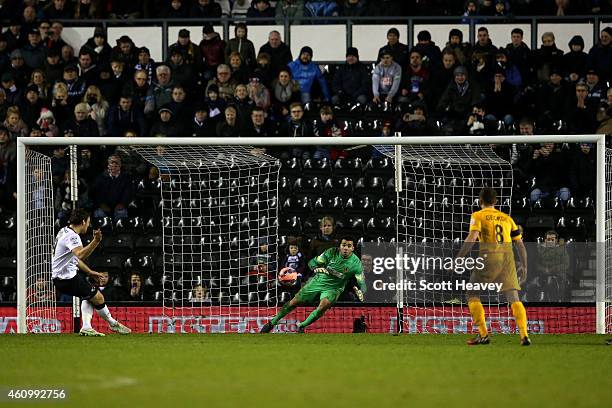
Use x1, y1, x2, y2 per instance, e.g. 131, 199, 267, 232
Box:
95, 305, 118, 326
81, 300, 93, 330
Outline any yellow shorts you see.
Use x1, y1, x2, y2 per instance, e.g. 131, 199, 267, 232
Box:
469, 252, 520, 292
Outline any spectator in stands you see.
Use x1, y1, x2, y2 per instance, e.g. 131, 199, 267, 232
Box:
206, 64, 238, 101
43, 48, 63, 86
461, 0, 480, 23
233, 84, 254, 125
108, 1, 144, 19
191, 284, 211, 303
271, 68, 301, 117
505, 28, 532, 83
19, 85, 44, 130
597, 88, 612, 134
168, 29, 202, 72
61, 44, 78, 66
21, 6, 37, 36
588, 27, 612, 82
0, 127, 16, 179
246, 106, 274, 138
199, 24, 226, 81
39, 0, 73, 20
111, 35, 138, 72
372, 50, 402, 104
21, 28, 45, 70
37, 107, 60, 137
225, 23, 256, 69
62, 64, 87, 106
123, 70, 149, 114
45, 21, 68, 55
395, 100, 437, 136
485, 65, 516, 126
309, 215, 338, 258
0, 34, 9, 74
8, 50, 29, 88
437, 65, 481, 134
533, 32, 564, 83
377, 27, 409, 67
413, 30, 442, 66
96, 272, 123, 301
525, 143, 571, 202
585, 69, 607, 107
536, 68, 569, 128
571, 143, 596, 198
565, 81, 597, 134
341, 0, 368, 16
247, 0, 275, 22
107, 95, 145, 137
190, 0, 223, 17
189, 103, 216, 137
313, 105, 348, 160
469, 49, 493, 90
288, 46, 330, 104
150, 105, 182, 137
472, 27, 498, 66
228, 52, 250, 84
204, 84, 226, 123
82, 28, 112, 68
494, 49, 522, 90
28, 70, 51, 104
216, 105, 241, 137
259, 31, 293, 74
1, 73, 20, 108
253, 52, 275, 87
126, 272, 152, 301
3, 106, 28, 141
279, 101, 312, 139
133, 47, 155, 84
74, 0, 104, 19
63, 102, 99, 138
76, 49, 98, 85
83, 85, 108, 136
279, 237, 307, 282
445, 28, 471, 66
466, 103, 497, 135
275, 0, 304, 24
168, 84, 192, 123
167, 49, 197, 91
144, 65, 174, 117
426, 50, 457, 110
91, 154, 133, 221
563, 35, 588, 82
247, 76, 271, 110
399, 50, 429, 105
161, 0, 189, 18
0, 89, 7, 123
529, 230, 570, 302
332, 47, 369, 106
51, 146, 68, 185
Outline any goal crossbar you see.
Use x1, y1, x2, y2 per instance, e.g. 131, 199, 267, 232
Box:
15, 135, 607, 334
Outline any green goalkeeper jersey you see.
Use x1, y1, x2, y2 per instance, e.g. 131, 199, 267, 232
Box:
307, 247, 367, 293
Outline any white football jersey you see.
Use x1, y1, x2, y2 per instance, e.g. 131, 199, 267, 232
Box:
51, 227, 82, 279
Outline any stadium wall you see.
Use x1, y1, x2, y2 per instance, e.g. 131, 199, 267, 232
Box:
0, 306, 595, 334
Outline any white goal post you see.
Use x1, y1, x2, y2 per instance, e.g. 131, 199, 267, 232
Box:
15, 135, 608, 334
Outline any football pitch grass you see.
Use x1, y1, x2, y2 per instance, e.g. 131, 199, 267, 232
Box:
1, 334, 611, 407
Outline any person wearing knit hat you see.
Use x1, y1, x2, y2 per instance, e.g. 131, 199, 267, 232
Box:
413, 29, 442, 65
288, 44, 330, 104
377, 26, 409, 67
436, 63, 481, 134
563, 35, 587, 82
332, 47, 369, 106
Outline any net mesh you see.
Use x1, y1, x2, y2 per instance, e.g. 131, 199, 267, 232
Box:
130, 145, 280, 331
25, 149, 57, 333
605, 148, 612, 334
382, 145, 514, 333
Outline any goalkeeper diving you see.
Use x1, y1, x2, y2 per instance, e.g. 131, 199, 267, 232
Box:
261, 236, 366, 333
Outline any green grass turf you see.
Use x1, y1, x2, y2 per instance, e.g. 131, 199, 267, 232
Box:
0, 334, 610, 408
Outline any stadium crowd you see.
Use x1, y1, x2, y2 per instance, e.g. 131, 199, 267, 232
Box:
0, 1, 610, 302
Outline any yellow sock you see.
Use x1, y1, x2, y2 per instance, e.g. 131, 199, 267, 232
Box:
468, 299, 488, 337
511, 301, 528, 338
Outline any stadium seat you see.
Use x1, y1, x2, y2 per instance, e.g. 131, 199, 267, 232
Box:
344, 196, 375, 217
135, 235, 163, 253
93, 216, 113, 233
302, 158, 332, 177
103, 233, 135, 255
313, 196, 344, 217
333, 157, 363, 176
89, 254, 124, 275
279, 157, 302, 177
0, 234, 16, 255
364, 157, 394, 177
0, 257, 16, 274
279, 176, 293, 195
115, 216, 145, 233
293, 176, 322, 194
323, 176, 354, 197
375, 197, 396, 216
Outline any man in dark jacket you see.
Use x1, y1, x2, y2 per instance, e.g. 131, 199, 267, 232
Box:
167, 29, 203, 72
107, 95, 146, 137
199, 24, 226, 81
190, 0, 223, 17
331, 47, 369, 106
20, 28, 46, 70
587, 27, 612, 82
91, 154, 133, 221
259, 30, 293, 74
377, 27, 409, 67
437, 65, 481, 133
472, 27, 498, 65
505, 28, 532, 84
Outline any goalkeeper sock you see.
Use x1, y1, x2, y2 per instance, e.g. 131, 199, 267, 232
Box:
468, 299, 488, 337
270, 303, 296, 326
94, 303, 118, 326
81, 300, 93, 330
299, 308, 324, 328
511, 301, 528, 338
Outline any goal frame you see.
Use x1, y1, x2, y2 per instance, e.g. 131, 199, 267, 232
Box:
16, 135, 607, 334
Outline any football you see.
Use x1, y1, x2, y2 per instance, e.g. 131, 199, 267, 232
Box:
278, 267, 300, 287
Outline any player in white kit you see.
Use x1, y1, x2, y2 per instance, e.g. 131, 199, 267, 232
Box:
52, 209, 131, 336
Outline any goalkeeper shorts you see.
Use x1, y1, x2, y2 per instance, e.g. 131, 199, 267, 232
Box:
295, 280, 343, 304
53, 272, 98, 300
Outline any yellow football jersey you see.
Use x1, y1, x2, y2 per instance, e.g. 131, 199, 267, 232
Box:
469, 207, 522, 245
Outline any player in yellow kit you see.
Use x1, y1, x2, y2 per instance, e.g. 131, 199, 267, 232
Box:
456, 187, 530, 346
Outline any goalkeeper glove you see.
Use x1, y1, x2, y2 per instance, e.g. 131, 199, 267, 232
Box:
353, 286, 364, 302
